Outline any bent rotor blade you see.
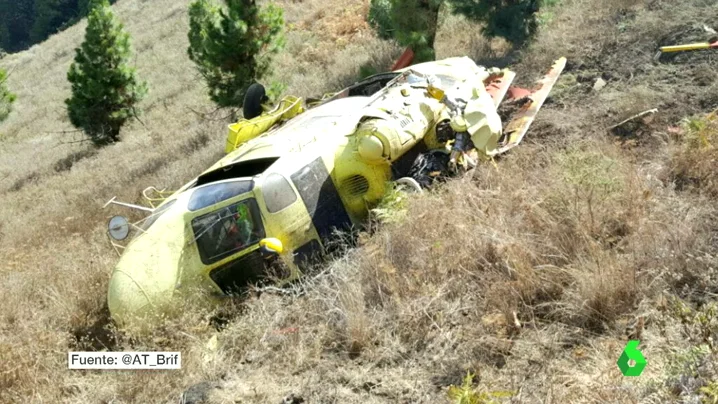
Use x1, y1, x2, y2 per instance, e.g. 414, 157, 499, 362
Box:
490, 57, 567, 157
485, 70, 517, 108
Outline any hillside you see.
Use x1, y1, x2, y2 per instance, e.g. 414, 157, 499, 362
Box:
1, 0, 718, 402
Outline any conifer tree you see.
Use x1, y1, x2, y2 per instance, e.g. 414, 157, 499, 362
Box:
0, 0, 110, 52
0, 68, 17, 122
187, 0, 285, 108
65, 0, 147, 145
31, 0, 69, 43
450, 0, 540, 46
369, 0, 441, 63
0, 0, 36, 52
368, 0, 542, 62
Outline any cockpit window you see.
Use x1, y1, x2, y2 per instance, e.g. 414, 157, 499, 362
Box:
138, 199, 177, 232
263, 173, 297, 213
188, 180, 254, 212
191, 198, 265, 265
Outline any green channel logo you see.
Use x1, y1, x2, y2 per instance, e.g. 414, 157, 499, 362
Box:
617, 340, 647, 376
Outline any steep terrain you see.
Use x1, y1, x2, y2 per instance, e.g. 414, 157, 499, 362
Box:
1, 0, 718, 402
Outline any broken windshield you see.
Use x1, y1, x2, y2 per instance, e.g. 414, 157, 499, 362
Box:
191, 198, 265, 265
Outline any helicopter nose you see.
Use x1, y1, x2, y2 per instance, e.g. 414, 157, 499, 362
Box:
107, 270, 153, 325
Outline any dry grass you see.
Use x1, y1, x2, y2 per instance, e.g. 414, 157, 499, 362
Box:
668, 111, 718, 198
1, 0, 718, 402
0, 0, 398, 247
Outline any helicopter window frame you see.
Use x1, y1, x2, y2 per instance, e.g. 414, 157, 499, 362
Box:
188, 179, 255, 212
137, 199, 178, 233
191, 198, 266, 265
262, 173, 297, 213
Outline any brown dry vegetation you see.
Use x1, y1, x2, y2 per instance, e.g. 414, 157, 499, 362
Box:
1, 0, 718, 403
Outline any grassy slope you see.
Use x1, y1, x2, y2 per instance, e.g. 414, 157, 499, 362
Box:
1, 0, 718, 402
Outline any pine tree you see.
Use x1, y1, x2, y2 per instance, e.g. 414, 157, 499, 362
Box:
449, 0, 540, 46
31, 0, 77, 43
0, 0, 36, 52
77, 0, 97, 16
0, 0, 112, 53
0, 68, 17, 122
65, 0, 147, 146
31, 0, 60, 43
187, 0, 285, 108
368, 0, 442, 63
368, 0, 542, 62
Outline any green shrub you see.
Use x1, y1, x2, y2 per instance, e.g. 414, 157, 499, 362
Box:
358, 63, 379, 79
669, 112, 718, 198
367, 0, 394, 40
0, 68, 16, 122
447, 372, 515, 404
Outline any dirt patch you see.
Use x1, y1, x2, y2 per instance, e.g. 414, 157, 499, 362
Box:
515, 0, 718, 165
179, 381, 223, 404
70, 306, 118, 351
129, 158, 170, 179
179, 131, 211, 155
53, 148, 98, 172
8, 171, 40, 192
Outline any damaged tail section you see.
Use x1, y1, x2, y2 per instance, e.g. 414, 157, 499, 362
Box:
490, 57, 567, 157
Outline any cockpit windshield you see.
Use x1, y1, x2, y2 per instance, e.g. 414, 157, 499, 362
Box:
188, 180, 254, 212
137, 199, 177, 233
191, 198, 265, 265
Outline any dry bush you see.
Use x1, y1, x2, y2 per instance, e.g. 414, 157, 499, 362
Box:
196, 136, 717, 402
435, 11, 513, 66
276, 17, 401, 96
668, 111, 718, 198
355, 140, 648, 335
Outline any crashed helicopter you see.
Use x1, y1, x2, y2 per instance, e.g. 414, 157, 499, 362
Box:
104, 55, 566, 326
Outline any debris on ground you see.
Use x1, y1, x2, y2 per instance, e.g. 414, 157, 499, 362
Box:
593, 77, 607, 92
609, 108, 658, 139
